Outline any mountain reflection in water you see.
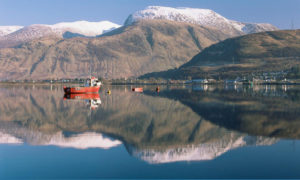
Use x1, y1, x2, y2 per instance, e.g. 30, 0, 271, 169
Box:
0, 84, 299, 164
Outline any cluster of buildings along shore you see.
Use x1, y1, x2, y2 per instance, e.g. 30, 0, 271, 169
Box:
1, 69, 300, 85
2, 77, 300, 85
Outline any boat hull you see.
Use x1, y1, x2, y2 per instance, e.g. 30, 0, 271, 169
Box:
63, 86, 100, 94
64, 93, 100, 100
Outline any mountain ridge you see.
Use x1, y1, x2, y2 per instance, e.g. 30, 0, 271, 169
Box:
125, 6, 278, 35
0, 20, 120, 48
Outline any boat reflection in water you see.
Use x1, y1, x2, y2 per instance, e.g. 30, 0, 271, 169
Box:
63, 93, 101, 109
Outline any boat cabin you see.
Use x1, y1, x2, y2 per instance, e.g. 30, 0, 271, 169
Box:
86, 77, 102, 87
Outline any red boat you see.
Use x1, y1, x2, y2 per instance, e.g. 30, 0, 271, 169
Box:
64, 77, 101, 94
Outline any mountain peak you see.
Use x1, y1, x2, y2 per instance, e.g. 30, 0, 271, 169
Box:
125, 6, 277, 34
125, 6, 218, 26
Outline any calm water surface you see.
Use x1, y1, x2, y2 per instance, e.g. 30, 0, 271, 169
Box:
0, 84, 300, 179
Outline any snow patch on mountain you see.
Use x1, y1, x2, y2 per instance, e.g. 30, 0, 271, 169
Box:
125, 6, 277, 34
51, 20, 121, 37
0, 26, 23, 37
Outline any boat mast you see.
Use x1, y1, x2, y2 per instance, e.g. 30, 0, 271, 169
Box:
89, 59, 92, 79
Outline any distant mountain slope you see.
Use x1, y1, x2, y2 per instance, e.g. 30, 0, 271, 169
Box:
0, 21, 120, 48
142, 29, 300, 79
125, 6, 278, 35
0, 26, 23, 37
0, 20, 235, 80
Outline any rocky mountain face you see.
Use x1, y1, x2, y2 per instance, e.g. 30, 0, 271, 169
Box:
0, 21, 120, 48
125, 6, 278, 35
0, 20, 234, 80
142, 29, 300, 79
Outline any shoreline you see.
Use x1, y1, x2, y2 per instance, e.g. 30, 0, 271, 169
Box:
1, 81, 300, 86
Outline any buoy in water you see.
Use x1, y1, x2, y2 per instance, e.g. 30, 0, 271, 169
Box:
156, 86, 160, 92
132, 88, 143, 92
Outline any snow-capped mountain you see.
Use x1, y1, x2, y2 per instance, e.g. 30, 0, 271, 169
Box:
0, 20, 121, 48
0, 26, 23, 37
129, 134, 277, 164
125, 6, 278, 34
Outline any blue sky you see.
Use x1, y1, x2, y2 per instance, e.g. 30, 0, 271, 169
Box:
0, 0, 299, 29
